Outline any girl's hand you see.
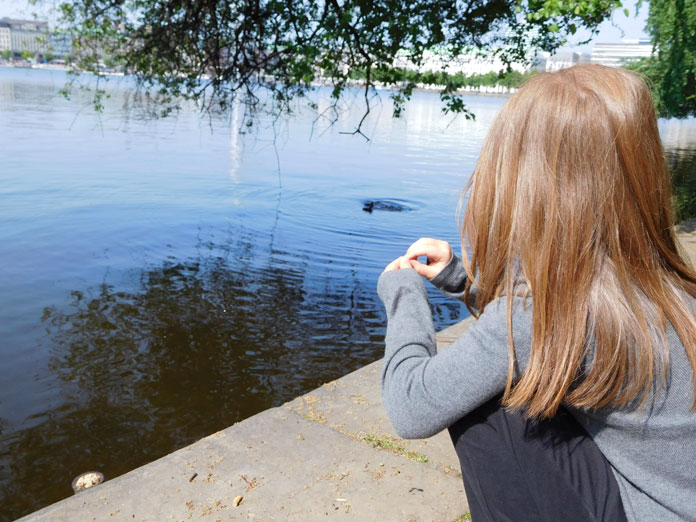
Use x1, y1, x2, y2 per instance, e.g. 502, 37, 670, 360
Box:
405, 238, 453, 280
382, 238, 453, 280
382, 255, 414, 274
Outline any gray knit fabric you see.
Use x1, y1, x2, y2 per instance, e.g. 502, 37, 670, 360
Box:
377, 255, 696, 522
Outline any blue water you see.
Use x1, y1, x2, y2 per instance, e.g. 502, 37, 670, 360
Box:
0, 67, 510, 518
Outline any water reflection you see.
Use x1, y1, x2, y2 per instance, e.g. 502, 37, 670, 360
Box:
0, 226, 462, 519
1, 241, 370, 518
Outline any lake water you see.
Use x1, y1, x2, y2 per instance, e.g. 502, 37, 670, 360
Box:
1, 67, 695, 520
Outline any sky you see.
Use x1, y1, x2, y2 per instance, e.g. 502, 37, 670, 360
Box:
0, 0, 650, 52
560, 0, 650, 51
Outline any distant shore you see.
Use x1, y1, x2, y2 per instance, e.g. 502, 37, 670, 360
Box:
0, 61, 125, 76
0, 62, 515, 97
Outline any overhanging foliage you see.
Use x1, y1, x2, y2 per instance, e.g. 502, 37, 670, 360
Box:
56, 0, 622, 132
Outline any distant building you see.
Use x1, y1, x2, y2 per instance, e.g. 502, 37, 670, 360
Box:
48, 31, 72, 60
590, 39, 652, 67
0, 21, 10, 53
578, 53, 593, 65
1, 17, 49, 57
543, 51, 581, 72
395, 46, 528, 76
537, 40, 651, 72
394, 27, 543, 78
536, 50, 593, 72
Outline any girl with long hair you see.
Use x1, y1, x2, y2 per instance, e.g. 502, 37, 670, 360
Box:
378, 64, 696, 521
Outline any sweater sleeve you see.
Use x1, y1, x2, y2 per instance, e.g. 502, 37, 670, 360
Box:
377, 268, 531, 439
429, 254, 468, 300
428, 254, 480, 311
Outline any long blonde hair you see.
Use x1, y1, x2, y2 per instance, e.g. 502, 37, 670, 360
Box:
462, 64, 696, 417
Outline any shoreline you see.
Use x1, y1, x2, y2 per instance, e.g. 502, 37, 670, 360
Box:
0, 62, 515, 97
18, 319, 475, 522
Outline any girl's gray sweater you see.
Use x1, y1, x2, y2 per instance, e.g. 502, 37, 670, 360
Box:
377, 255, 696, 522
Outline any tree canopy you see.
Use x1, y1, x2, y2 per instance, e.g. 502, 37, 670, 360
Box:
57, 0, 623, 130
628, 0, 696, 118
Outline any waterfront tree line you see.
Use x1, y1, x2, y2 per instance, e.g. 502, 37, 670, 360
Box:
49, 0, 695, 122
623, 0, 696, 119
348, 67, 537, 90
55, 0, 623, 130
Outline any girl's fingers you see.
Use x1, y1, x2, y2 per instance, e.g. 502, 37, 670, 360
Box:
409, 259, 438, 280
409, 259, 427, 276
383, 256, 422, 274
405, 238, 451, 264
384, 256, 413, 273
384, 244, 448, 276
405, 238, 436, 258
383, 257, 402, 273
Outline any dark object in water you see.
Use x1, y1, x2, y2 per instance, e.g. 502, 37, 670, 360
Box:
362, 200, 412, 213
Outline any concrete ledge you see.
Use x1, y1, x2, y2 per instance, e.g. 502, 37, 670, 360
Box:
19, 323, 473, 522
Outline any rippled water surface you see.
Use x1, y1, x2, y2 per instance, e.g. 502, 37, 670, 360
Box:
1, 67, 695, 520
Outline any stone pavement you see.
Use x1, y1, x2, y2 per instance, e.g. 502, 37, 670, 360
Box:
18, 319, 475, 522
676, 217, 696, 266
